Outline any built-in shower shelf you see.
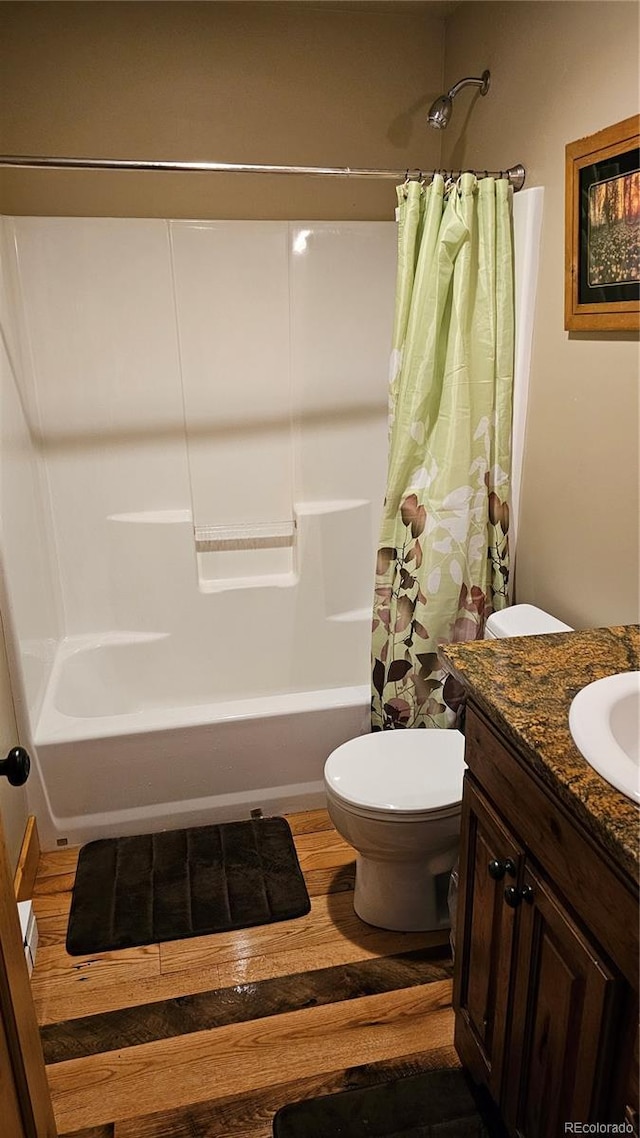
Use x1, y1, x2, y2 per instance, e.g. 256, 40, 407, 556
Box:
327, 608, 372, 623
195, 519, 297, 589
198, 571, 298, 594
108, 510, 192, 525
295, 498, 369, 516
194, 520, 295, 552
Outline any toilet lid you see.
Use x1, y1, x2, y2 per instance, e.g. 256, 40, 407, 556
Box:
485, 604, 573, 638
325, 729, 466, 815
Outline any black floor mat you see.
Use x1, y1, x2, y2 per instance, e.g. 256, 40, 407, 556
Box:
272, 1069, 489, 1137
66, 816, 310, 955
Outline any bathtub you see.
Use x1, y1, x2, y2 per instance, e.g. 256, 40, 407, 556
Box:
34, 634, 370, 847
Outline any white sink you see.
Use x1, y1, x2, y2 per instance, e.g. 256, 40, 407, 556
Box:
569, 671, 640, 804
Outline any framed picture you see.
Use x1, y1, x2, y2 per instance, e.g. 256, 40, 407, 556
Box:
565, 114, 639, 331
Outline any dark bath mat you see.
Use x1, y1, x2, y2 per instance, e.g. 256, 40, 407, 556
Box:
273, 1069, 489, 1138
66, 816, 310, 955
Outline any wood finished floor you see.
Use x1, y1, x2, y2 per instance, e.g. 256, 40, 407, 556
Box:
30, 809, 457, 1138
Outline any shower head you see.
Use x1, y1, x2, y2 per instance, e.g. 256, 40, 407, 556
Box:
427, 70, 490, 130
427, 93, 454, 131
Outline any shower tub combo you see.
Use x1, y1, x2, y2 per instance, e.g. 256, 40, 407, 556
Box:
9, 191, 542, 849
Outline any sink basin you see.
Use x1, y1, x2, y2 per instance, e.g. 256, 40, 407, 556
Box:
569, 671, 640, 803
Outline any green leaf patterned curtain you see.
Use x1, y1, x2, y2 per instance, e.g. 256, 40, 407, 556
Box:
371, 173, 514, 731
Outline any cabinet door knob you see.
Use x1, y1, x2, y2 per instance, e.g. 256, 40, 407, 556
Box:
488, 858, 516, 880
504, 884, 534, 908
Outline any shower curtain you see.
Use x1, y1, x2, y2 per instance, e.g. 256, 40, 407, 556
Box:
371, 173, 514, 731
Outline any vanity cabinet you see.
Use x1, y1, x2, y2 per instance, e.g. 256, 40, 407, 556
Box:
454, 706, 639, 1138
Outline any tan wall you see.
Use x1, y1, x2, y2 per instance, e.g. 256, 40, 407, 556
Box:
0, 0, 444, 220
1, 1, 638, 631
442, 1, 640, 629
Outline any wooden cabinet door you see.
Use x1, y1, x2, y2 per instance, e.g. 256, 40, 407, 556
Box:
453, 776, 523, 1101
503, 863, 622, 1138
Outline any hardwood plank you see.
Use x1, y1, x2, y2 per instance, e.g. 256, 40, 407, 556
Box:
31, 945, 161, 1025
36, 848, 81, 881
33, 945, 161, 990
35, 959, 224, 1026
32, 890, 73, 949
47, 980, 454, 1132
33, 872, 76, 897
284, 809, 333, 837
113, 1044, 461, 1138
41, 948, 452, 1063
14, 815, 41, 901
294, 829, 355, 872
32, 890, 73, 922
61, 1127, 114, 1138
217, 929, 449, 988
159, 890, 437, 975
34, 910, 73, 949
303, 864, 355, 897
35, 819, 339, 879
35, 926, 447, 1027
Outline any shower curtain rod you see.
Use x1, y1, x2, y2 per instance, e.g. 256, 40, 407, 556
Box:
0, 154, 526, 190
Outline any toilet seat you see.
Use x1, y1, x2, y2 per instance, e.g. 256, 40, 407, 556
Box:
324, 729, 466, 822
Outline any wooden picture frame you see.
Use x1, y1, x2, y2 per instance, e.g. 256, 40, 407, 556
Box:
565, 114, 639, 331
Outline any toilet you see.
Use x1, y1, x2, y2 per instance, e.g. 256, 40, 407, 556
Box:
324, 604, 572, 932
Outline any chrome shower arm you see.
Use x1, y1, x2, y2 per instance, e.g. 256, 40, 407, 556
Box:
447, 70, 491, 100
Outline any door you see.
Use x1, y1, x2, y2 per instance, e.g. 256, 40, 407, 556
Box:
504, 862, 622, 1137
0, 612, 57, 1136
453, 775, 523, 1100
0, 800, 58, 1136
0, 996, 27, 1137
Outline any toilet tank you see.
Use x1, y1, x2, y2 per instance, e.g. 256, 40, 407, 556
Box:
485, 603, 573, 639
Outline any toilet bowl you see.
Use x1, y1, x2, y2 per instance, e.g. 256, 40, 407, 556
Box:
324, 603, 573, 932
325, 728, 465, 930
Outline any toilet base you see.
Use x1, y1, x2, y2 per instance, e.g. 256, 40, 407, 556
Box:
353, 851, 456, 932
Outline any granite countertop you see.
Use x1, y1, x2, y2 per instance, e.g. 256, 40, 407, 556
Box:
441, 625, 639, 885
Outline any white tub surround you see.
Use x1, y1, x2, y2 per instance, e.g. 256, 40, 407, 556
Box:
0, 219, 62, 731
1, 218, 395, 846
0, 197, 542, 849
